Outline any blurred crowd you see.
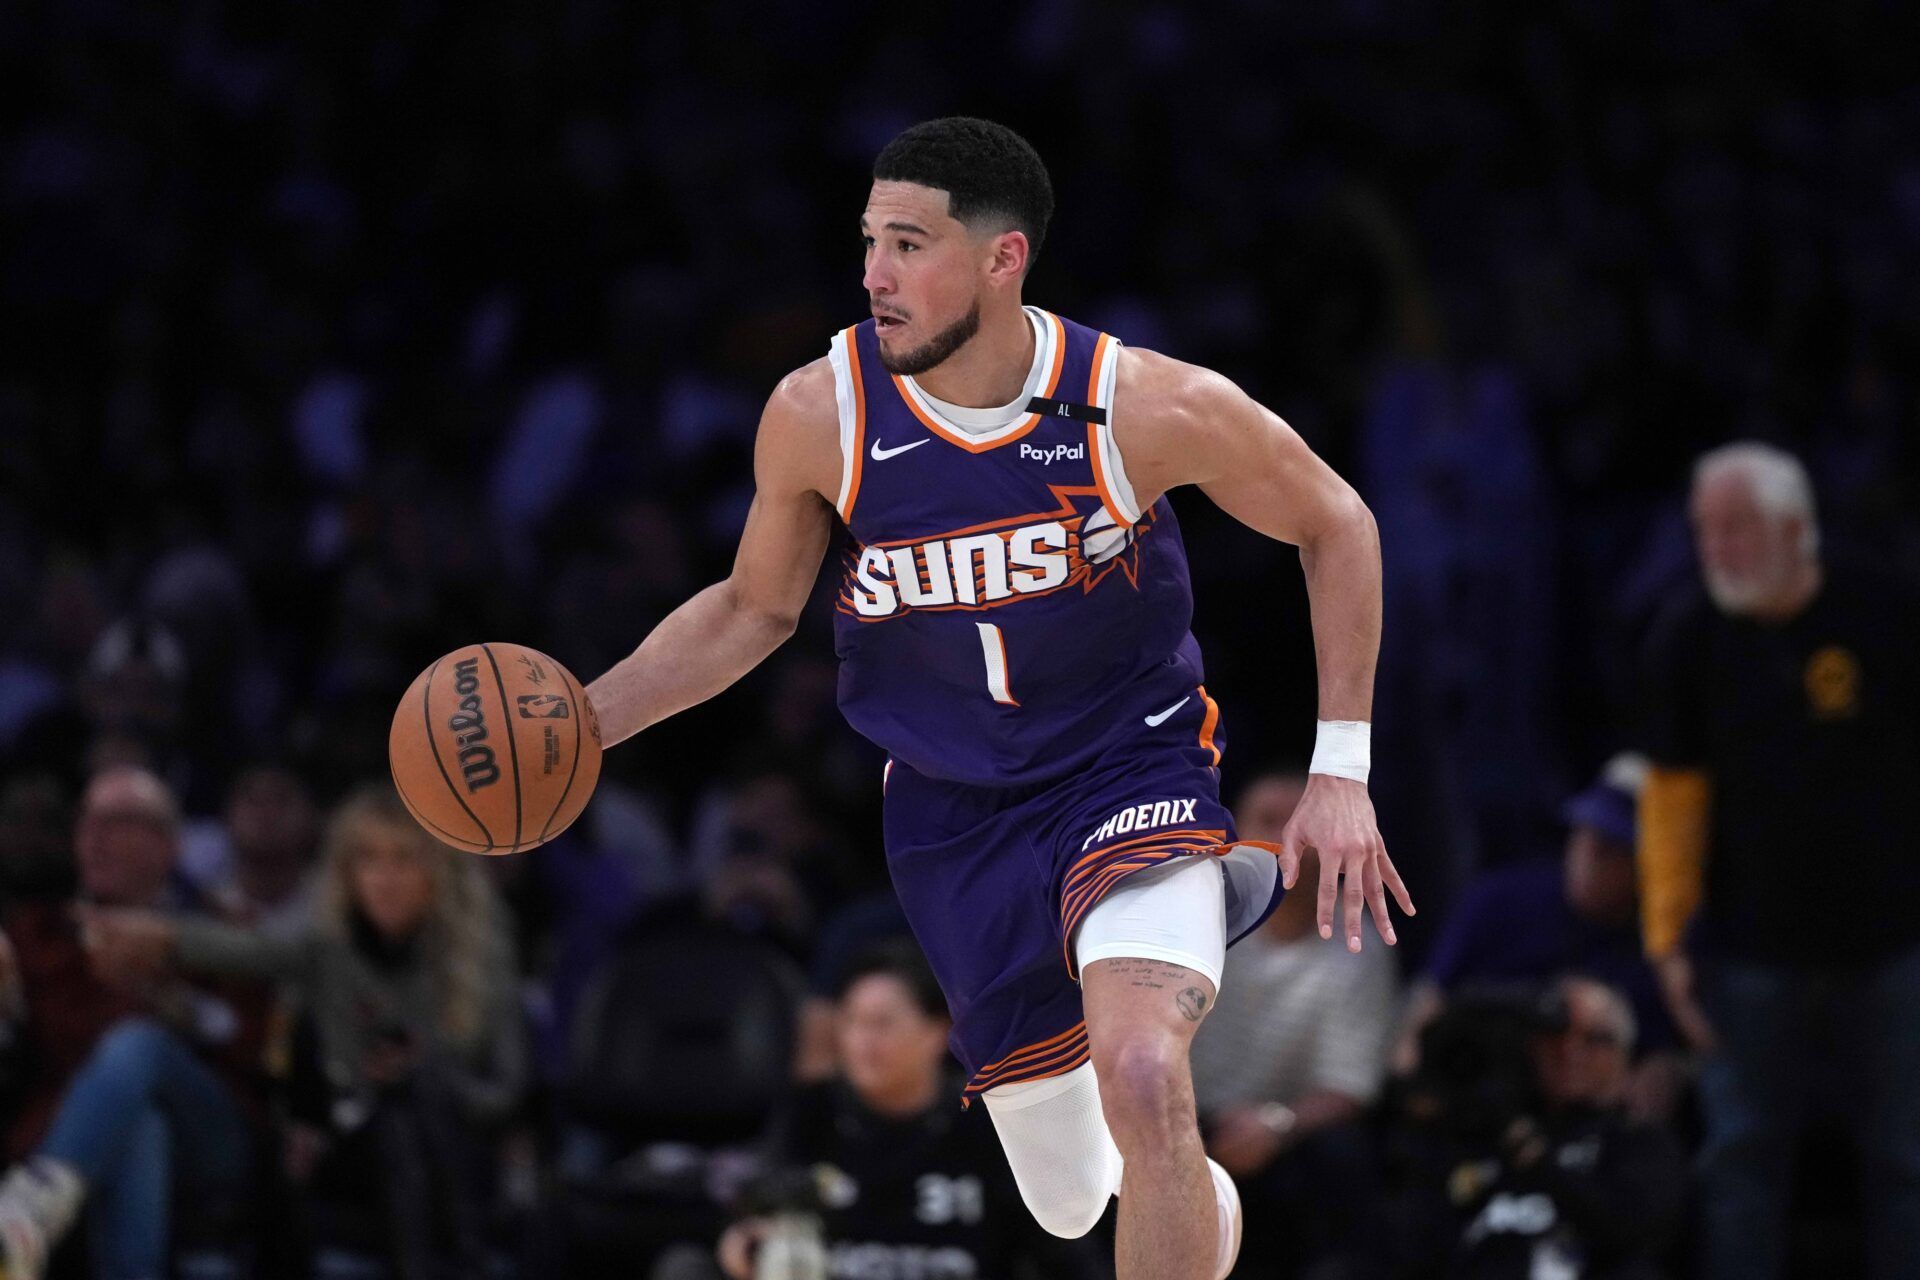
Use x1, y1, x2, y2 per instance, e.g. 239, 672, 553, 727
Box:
4, 0, 1919, 1277
0, 751, 1697, 1280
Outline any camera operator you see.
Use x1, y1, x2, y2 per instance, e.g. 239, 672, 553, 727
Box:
704, 942, 1108, 1280
1389, 977, 1685, 1279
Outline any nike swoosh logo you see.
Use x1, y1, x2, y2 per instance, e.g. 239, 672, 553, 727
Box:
1144, 696, 1191, 727
870, 437, 930, 461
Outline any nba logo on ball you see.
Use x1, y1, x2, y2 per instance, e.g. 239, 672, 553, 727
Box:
517, 694, 570, 719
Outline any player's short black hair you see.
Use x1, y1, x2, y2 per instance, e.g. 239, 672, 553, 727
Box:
873, 117, 1054, 264
836, 939, 948, 1020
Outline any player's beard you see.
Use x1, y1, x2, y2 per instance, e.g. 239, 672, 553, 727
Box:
876, 302, 981, 376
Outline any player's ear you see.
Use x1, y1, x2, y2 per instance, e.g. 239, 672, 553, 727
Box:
985, 228, 1031, 286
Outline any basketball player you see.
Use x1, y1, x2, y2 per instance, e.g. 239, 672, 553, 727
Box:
588, 117, 1414, 1280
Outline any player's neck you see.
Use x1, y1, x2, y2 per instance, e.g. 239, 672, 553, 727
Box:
910, 303, 1035, 409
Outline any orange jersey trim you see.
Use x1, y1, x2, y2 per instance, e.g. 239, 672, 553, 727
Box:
1059, 835, 1279, 980
971, 1019, 1086, 1076
1060, 833, 1230, 935
1084, 332, 1132, 526
837, 325, 868, 523
1086, 332, 1109, 404
1062, 825, 1226, 881
1197, 685, 1221, 766
889, 312, 1068, 454
962, 1021, 1092, 1100
976, 1036, 1089, 1083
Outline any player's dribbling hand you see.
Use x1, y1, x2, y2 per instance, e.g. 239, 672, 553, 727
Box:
1278, 774, 1414, 953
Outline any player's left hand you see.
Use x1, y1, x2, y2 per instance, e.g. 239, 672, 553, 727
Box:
1277, 774, 1414, 953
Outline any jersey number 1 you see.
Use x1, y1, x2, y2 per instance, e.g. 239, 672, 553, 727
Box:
975, 623, 1019, 706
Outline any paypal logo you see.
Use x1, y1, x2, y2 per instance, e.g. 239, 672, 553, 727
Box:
1018, 441, 1086, 465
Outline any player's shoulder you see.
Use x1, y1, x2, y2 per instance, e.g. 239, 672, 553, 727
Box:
755, 356, 842, 496
1113, 345, 1248, 435
765, 355, 840, 433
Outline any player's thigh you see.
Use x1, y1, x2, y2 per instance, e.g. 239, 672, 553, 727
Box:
982, 1063, 1121, 1238
1078, 854, 1227, 1056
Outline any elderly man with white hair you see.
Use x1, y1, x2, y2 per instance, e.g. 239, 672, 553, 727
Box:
1636, 441, 1920, 1280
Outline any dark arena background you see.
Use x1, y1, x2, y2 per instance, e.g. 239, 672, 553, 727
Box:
3, 2, 1918, 1278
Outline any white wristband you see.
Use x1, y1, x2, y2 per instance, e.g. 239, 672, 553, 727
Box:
1309, 719, 1371, 784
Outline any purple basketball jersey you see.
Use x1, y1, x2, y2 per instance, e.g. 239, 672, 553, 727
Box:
829, 308, 1210, 787
825, 308, 1286, 1101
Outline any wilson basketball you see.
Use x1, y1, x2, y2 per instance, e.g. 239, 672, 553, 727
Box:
388, 643, 602, 854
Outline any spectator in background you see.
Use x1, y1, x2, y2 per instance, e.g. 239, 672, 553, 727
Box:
792, 889, 913, 1083
1189, 770, 1396, 1279
688, 942, 1107, 1280
1394, 756, 1686, 1122
75, 623, 190, 801
87, 784, 527, 1279
1441, 977, 1687, 1279
1638, 442, 1920, 1280
0, 767, 263, 1280
690, 767, 853, 957
185, 765, 322, 940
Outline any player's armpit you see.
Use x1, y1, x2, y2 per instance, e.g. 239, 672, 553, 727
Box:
1112, 347, 1370, 550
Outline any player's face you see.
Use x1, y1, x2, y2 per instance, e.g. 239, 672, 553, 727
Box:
862, 181, 986, 376
837, 973, 949, 1103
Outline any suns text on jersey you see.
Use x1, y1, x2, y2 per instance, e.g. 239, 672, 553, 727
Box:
844, 519, 1073, 619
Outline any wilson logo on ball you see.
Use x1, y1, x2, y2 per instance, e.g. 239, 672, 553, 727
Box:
447, 658, 501, 792
516, 694, 570, 719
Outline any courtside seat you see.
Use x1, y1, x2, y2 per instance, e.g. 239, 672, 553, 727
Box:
553, 912, 805, 1277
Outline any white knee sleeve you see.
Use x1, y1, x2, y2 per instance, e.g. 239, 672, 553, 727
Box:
981, 1063, 1121, 1238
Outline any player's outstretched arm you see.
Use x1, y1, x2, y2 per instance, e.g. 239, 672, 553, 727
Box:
587, 360, 841, 748
1115, 349, 1415, 950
